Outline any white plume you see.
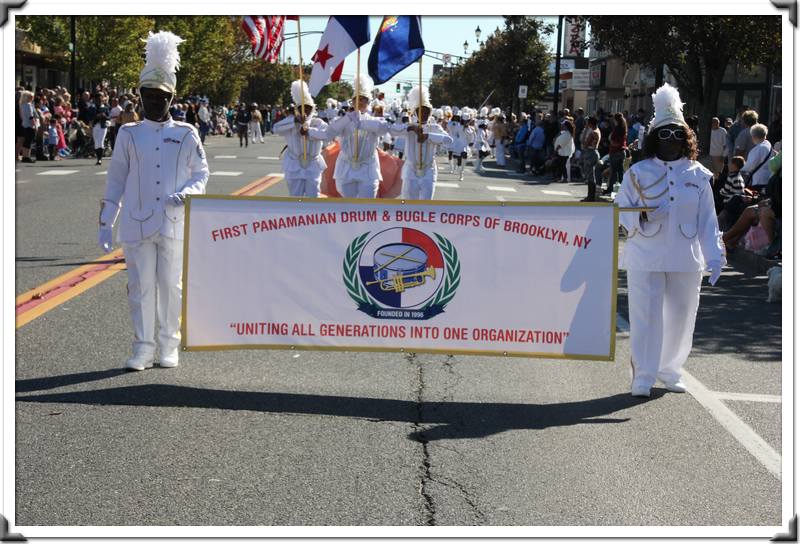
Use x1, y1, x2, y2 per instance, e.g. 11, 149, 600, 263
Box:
651, 83, 686, 129
291, 80, 314, 111
143, 31, 184, 75
407, 85, 431, 111
479, 106, 489, 117
353, 73, 374, 98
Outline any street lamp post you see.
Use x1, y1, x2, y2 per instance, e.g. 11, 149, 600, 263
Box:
70, 16, 76, 103
463, 40, 468, 55
553, 15, 564, 116
475, 25, 481, 43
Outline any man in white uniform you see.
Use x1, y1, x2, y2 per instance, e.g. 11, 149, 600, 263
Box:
391, 85, 452, 200
615, 83, 724, 397
97, 31, 209, 370
326, 74, 389, 198
272, 80, 329, 198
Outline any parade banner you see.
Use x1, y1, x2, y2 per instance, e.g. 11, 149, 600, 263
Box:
182, 197, 618, 360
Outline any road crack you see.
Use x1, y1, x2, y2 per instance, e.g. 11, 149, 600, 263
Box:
407, 351, 436, 525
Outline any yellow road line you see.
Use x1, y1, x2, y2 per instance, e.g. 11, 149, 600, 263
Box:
16, 174, 284, 329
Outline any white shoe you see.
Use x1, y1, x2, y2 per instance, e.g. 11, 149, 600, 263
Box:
125, 350, 154, 371
631, 383, 651, 398
158, 348, 180, 368
459, 170, 464, 181
660, 379, 687, 393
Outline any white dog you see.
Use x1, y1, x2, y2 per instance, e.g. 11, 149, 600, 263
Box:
767, 266, 782, 303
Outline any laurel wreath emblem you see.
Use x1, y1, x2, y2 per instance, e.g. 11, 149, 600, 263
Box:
342, 231, 461, 318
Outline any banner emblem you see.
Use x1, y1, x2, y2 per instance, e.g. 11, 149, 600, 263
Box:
343, 228, 461, 320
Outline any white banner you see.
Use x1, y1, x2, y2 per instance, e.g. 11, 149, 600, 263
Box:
183, 198, 618, 360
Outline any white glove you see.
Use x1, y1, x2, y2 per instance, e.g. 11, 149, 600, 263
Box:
347, 110, 360, 124
707, 260, 722, 286
98, 226, 113, 253
167, 193, 185, 206
646, 200, 670, 222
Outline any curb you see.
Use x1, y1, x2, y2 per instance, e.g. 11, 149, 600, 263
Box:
727, 248, 780, 276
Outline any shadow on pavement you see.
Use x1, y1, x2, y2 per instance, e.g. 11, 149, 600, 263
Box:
16, 384, 665, 441
16, 369, 130, 393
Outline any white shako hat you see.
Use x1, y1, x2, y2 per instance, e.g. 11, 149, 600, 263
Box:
291, 80, 314, 111
353, 73, 374, 100
461, 107, 472, 121
479, 106, 489, 118
491, 107, 501, 117
139, 31, 185, 94
407, 85, 431, 111
325, 97, 336, 108
650, 83, 687, 130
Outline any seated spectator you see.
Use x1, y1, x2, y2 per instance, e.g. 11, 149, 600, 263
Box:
716, 155, 745, 217
740, 124, 772, 190
722, 159, 780, 255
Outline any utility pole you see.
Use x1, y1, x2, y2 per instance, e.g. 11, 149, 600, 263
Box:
70, 16, 76, 103
552, 15, 564, 115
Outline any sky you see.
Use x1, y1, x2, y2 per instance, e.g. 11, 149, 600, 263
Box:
284, 16, 560, 100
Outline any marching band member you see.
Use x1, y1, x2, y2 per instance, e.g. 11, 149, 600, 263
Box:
392, 85, 453, 200
323, 98, 338, 123
326, 74, 390, 198
615, 83, 724, 398
448, 110, 469, 181
393, 113, 409, 159
474, 119, 490, 174
98, 31, 209, 371
272, 80, 329, 198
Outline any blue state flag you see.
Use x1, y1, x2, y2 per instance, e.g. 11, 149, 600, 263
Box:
368, 16, 425, 85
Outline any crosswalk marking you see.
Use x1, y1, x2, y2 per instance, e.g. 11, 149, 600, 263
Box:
95, 171, 107, 176
436, 182, 460, 188
36, 170, 79, 176
210, 171, 243, 176
714, 392, 782, 404
486, 185, 517, 192
541, 189, 573, 196
214, 155, 237, 159
16, 180, 30, 184
258, 156, 281, 160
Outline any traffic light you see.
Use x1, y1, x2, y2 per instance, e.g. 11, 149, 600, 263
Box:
396, 83, 401, 93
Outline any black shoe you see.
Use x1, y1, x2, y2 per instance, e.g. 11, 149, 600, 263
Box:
22, 157, 35, 163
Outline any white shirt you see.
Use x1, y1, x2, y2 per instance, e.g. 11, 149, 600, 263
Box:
554, 130, 575, 157
741, 140, 773, 187
109, 105, 123, 127
391, 122, 453, 179
709, 127, 728, 157
327, 111, 389, 183
615, 157, 724, 271
103, 118, 209, 243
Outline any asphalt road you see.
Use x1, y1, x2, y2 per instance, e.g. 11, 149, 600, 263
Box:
13, 130, 784, 531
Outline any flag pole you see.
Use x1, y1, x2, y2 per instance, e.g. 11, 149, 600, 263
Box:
418, 57, 423, 172
296, 17, 307, 161
354, 48, 361, 163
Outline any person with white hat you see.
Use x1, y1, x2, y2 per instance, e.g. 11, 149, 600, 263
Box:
392, 112, 409, 159
98, 31, 209, 371
272, 80, 329, 197
615, 83, 724, 397
326, 74, 390, 198
447, 109, 469, 181
391, 85, 452, 200
474, 118, 490, 174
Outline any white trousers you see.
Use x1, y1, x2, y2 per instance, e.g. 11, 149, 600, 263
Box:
287, 175, 321, 197
627, 270, 702, 387
495, 141, 506, 166
249, 121, 263, 142
336, 178, 379, 198
402, 173, 435, 200
122, 233, 183, 356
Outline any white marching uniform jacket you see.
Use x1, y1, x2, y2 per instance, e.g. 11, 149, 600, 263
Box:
272, 114, 329, 179
615, 157, 725, 272
103, 118, 209, 243
448, 122, 469, 154
327, 112, 390, 183
391, 122, 453, 181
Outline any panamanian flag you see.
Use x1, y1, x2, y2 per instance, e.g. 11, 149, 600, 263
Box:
358, 227, 445, 310
309, 16, 371, 97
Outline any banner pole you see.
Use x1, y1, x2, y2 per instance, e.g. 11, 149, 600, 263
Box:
354, 48, 360, 163
296, 17, 307, 161
418, 57, 423, 172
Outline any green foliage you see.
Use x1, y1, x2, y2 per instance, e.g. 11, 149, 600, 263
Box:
575, 16, 781, 151
430, 16, 552, 110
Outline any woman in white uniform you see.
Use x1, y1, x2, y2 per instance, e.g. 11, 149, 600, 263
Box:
272, 80, 329, 197
326, 74, 390, 198
615, 83, 724, 397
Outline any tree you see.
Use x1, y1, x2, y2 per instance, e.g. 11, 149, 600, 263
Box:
576, 16, 781, 152
17, 16, 154, 89
430, 17, 551, 113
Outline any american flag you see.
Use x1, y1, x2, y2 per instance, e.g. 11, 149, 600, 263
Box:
242, 16, 295, 63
